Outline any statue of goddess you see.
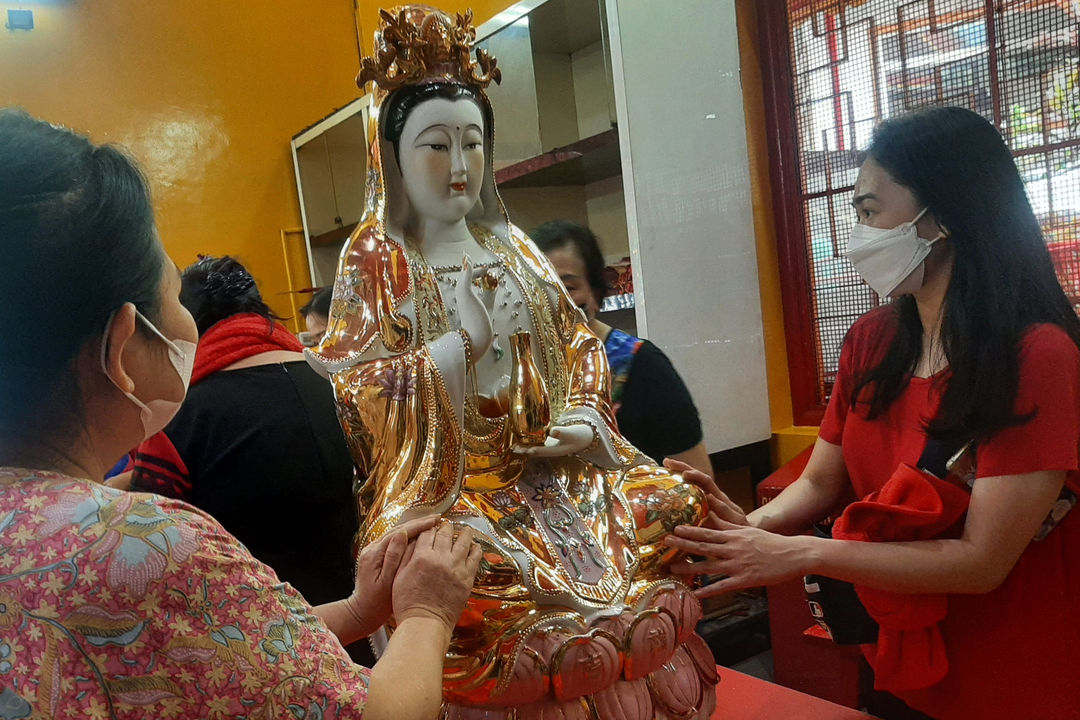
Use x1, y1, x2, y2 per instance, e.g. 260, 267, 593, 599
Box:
307, 6, 720, 718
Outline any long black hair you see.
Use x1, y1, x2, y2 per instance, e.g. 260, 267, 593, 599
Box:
0, 109, 164, 440
851, 106, 1080, 443
181, 255, 277, 336
532, 220, 610, 308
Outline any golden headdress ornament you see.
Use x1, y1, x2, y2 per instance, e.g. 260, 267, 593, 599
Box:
356, 5, 502, 92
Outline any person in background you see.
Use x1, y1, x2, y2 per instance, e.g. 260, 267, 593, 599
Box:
666, 107, 1080, 719
127, 256, 376, 661
533, 220, 713, 478
299, 285, 332, 346
0, 108, 478, 719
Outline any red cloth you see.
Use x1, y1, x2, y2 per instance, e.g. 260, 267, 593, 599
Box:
832, 463, 970, 692
819, 308, 1080, 719
190, 313, 303, 385
129, 429, 191, 497
128, 314, 304, 498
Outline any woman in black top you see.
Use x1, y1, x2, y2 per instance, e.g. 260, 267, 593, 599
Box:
534, 221, 712, 477
128, 257, 370, 662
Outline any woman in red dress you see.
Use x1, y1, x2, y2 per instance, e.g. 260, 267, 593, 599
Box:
667, 106, 1080, 719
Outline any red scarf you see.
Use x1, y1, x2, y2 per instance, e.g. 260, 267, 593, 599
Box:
832, 464, 971, 693
127, 313, 304, 499
191, 313, 304, 385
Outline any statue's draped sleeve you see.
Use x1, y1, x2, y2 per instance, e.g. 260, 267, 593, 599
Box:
309, 225, 468, 543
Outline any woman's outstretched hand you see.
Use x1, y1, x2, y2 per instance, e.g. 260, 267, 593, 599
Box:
663, 458, 751, 529
392, 521, 483, 631
664, 519, 811, 597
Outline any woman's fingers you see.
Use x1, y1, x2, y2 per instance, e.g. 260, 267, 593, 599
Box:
663, 458, 694, 474
669, 558, 727, 576
666, 458, 722, 497
415, 527, 438, 553
716, 493, 747, 518
663, 534, 731, 557
365, 516, 436, 561
708, 495, 747, 525
465, 538, 483, 577
432, 521, 455, 552
674, 520, 742, 538
378, 531, 408, 583
666, 458, 750, 526
451, 525, 474, 558
395, 515, 440, 540
400, 538, 417, 567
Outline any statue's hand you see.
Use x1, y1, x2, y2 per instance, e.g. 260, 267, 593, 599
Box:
456, 255, 493, 363
516, 423, 595, 457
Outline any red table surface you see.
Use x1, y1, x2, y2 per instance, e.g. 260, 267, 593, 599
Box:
711, 666, 875, 720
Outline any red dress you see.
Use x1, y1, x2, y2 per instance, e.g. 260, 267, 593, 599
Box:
820, 308, 1080, 719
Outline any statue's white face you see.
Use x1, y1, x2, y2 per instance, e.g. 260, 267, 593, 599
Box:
398, 97, 485, 226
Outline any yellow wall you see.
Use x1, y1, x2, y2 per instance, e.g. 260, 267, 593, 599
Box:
0, 1, 364, 329
355, 1, 512, 54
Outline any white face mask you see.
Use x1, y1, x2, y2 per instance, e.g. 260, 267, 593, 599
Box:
100, 309, 197, 441
844, 207, 944, 298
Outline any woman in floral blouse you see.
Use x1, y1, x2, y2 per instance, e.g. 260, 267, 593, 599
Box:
0, 109, 481, 720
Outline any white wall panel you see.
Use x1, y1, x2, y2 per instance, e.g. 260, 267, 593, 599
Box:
606, 0, 770, 451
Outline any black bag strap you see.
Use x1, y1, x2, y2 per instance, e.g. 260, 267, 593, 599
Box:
916, 434, 973, 481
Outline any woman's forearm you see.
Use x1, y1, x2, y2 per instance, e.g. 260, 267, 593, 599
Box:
748, 474, 846, 535
313, 600, 371, 647
804, 469, 1064, 594
799, 535, 1009, 594
364, 616, 452, 720
747, 438, 851, 535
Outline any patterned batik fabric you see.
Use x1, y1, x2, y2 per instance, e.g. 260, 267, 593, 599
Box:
0, 468, 370, 720
603, 328, 644, 410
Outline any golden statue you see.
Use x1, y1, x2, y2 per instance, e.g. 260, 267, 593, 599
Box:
307, 6, 719, 718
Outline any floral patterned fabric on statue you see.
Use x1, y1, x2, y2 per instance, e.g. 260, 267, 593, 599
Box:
0, 468, 370, 719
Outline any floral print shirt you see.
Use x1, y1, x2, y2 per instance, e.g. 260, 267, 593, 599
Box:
0, 468, 369, 719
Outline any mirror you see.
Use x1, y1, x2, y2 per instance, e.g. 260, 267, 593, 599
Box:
291, 96, 372, 287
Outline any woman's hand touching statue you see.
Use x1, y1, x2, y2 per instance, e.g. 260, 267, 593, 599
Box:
392, 522, 483, 631
342, 516, 440, 639
663, 458, 750, 528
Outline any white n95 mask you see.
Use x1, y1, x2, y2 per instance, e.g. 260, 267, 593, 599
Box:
100, 308, 197, 440
844, 207, 943, 298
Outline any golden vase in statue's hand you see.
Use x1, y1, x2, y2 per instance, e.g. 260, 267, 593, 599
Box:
507, 331, 550, 447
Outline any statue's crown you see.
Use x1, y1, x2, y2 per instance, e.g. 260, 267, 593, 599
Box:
357, 5, 501, 92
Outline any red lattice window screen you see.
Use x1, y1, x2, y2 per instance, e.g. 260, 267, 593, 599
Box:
760, 0, 1080, 425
